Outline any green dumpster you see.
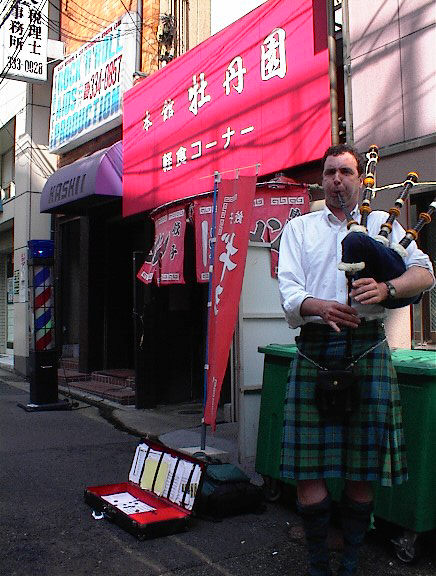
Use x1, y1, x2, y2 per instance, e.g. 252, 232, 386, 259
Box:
256, 344, 436, 535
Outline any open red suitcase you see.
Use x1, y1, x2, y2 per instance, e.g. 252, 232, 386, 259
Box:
84, 440, 204, 540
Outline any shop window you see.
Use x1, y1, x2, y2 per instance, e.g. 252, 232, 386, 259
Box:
411, 195, 436, 350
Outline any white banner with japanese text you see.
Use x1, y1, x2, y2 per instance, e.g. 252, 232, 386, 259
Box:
0, 0, 49, 82
192, 197, 213, 283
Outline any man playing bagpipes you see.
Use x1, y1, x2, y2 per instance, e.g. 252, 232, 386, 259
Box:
277, 143, 435, 576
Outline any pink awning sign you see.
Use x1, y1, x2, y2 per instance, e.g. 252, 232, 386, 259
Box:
123, 0, 329, 216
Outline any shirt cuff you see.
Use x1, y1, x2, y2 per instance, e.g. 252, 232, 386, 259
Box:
282, 292, 312, 329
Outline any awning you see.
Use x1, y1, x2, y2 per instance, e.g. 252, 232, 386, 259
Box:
40, 141, 122, 214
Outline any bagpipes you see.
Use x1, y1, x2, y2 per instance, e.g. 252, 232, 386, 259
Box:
338, 144, 436, 309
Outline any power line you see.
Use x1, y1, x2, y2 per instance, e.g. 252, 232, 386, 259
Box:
0, 6, 145, 86
39, 12, 138, 43
44, 4, 157, 49
118, 0, 142, 38
0, 0, 18, 31
50, 1, 109, 34
62, 0, 113, 25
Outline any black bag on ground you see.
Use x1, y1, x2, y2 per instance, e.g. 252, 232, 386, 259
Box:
194, 461, 264, 520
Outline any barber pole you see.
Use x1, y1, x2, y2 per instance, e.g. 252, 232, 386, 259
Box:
33, 266, 54, 350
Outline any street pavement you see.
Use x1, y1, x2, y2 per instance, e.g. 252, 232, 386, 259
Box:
1, 369, 435, 576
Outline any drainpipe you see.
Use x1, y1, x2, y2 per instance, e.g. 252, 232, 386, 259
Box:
327, 0, 339, 145
341, 0, 354, 144
136, 0, 143, 72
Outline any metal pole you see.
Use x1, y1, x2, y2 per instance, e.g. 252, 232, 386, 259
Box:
200, 171, 220, 451
341, 0, 354, 144
133, 251, 147, 408
136, 0, 143, 72
327, 0, 339, 145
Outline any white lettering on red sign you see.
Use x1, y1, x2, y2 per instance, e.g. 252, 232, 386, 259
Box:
270, 195, 304, 205
143, 111, 153, 131
162, 152, 173, 171
261, 27, 286, 81
161, 99, 175, 122
188, 73, 211, 115
223, 56, 246, 95
176, 146, 187, 166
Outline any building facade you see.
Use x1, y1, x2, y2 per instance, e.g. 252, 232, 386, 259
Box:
1, 0, 433, 444
0, 0, 63, 374
0, 0, 210, 376
344, 0, 435, 347
41, 0, 211, 385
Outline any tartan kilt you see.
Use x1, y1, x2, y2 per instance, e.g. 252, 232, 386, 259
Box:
280, 320, 408, 486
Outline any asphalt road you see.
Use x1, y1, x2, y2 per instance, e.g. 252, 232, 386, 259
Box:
1, 377, 435, 576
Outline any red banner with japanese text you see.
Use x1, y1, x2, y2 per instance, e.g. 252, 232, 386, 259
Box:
204, 176, 256, 430
137, 206, 186, 285
250, 187, 309, 277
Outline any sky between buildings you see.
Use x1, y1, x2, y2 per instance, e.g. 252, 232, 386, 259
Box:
211, 0, 268, 35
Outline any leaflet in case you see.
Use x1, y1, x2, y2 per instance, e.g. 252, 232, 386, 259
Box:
84, 440, 204, 539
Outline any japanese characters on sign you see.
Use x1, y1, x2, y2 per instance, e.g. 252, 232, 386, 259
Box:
137, 207, 186, 286
123, 0, 329, 215
204, 176, 257, 430
193, 188, 309, 282
250, 188, 309, 277
192, 198, 214, 283
0, 0, 48, 82
48, 13, 138, 153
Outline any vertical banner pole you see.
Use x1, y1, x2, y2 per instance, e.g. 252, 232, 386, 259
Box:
200, 171, 220, 451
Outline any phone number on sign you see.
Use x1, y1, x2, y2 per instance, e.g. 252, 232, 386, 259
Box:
7, 57, 43, 75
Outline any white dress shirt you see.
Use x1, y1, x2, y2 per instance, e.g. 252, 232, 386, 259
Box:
278, 204, 435, 328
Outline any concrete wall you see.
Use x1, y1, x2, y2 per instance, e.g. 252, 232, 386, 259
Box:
347, 0, 435, 150
346, 0, 436, 349
0, 1, 64, 375
13, 82, 57, 375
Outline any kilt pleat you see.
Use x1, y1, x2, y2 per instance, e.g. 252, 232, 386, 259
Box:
280, 321, 408, 486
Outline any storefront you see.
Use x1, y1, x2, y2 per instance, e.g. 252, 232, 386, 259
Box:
121, 0, 331, 436
40, 140, 149, 374
40, 13, 143, 376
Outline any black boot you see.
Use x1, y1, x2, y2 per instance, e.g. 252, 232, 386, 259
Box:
338, 495, 373, 576
297, 495, 332, 576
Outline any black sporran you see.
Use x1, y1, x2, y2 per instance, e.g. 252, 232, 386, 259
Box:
315, 368, 360, 421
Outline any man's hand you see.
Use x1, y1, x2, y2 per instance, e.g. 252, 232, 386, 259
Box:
300, 297, 360, 333
351, 267, 434, 305
319, 300, 361, 332
351, 277, 388, 305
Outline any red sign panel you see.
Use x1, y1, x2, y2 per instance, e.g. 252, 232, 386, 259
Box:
204, 176, 257, 430
192, 188, 309, 282
250, 188, 309, 276
137, 206, 186, 285
123, 0, 329, 215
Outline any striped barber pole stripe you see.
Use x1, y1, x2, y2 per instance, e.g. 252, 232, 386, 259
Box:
34, 266, 54, 350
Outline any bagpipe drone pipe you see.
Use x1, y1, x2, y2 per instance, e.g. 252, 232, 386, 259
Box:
337, 145, 436, 309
